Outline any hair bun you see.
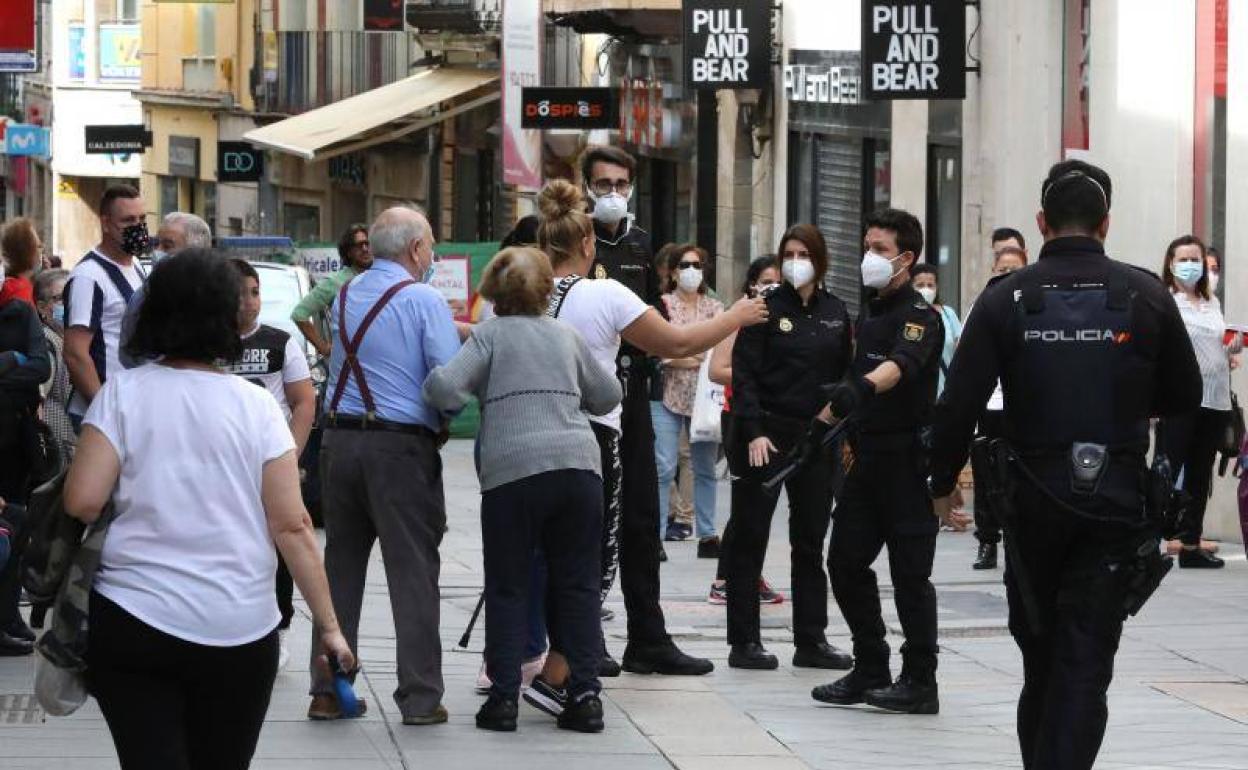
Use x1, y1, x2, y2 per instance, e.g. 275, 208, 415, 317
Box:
537, 179, 584, 221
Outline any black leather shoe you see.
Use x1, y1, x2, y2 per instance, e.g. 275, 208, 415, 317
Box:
1179, 548, 1224, 569
658, 544, 668, 562
558, 693, 605, 733
3, 618, 35, 642
810, 668, 891, 705
793, 642, 854, 670
622, 642, 714, 675
697, 536, 721, 559
728, 643, 779, 670
599, 648, 622, 678
0, 631, 34, 657
863, 673, 939, 714
475, 694, 518, 732
973, 542, 998, 570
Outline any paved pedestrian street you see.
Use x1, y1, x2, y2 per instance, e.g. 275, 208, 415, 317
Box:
2, 440, 1246, 769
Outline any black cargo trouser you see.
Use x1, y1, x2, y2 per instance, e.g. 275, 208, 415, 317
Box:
723, 413, 835, 648
617, 380, 670, 646
1005, 488, 1141, 770
829, 439, 938, 680
972, 410, 1005, 545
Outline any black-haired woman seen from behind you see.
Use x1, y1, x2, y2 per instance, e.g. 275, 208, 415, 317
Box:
64, 250, 354, 769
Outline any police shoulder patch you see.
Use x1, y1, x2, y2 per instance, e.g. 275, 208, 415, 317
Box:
903, 322, 925, 341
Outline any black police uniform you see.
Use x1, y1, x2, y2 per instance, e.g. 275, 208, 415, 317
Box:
929, 236, 1202, 769
588, 217, 673, 650
727, 282, 852, 655
828, 284, 943, 693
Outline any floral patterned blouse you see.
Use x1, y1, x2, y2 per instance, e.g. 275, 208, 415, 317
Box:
660, 291, 724, 416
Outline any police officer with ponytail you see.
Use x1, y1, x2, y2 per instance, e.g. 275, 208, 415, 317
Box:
928, 160, 1202, 770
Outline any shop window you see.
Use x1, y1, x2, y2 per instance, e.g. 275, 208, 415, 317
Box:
159, 176, 178, 219
283, 203, 320, 243
182, 5, 218, 92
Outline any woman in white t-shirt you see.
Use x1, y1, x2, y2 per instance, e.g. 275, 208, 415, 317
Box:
1159, 235, 1242, 568
64, 250, 353, 770
522, 180, 767, 715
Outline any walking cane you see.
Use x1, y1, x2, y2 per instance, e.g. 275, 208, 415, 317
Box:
458, 592, 486, 648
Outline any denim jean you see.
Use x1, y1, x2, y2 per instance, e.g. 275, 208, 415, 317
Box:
651, 402, 718, 539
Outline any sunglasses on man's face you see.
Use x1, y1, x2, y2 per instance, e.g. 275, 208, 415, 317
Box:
677, 260, 701, 270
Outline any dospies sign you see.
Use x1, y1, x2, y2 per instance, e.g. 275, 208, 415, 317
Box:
861, 1, 966, 100
684, 0, 771, 90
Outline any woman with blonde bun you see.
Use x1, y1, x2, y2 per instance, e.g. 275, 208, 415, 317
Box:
521, 179, 768, 719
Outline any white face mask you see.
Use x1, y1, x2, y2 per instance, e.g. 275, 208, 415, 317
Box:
587, 189, 631, 225
916, 286, 937, 304
677, 267, 703, 293
1209, 272, 1220, 293
861, 250, 901, 289
782, 257, 816, 289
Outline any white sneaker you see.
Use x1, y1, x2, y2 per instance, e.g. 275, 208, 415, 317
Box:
277, 630, 290, 671
521, 654, 546, 689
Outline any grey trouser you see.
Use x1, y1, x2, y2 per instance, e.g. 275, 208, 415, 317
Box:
309, 428, 446, 718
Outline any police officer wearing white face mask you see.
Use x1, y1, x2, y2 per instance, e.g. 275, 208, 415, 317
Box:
580, 145, 716, 678
725, 224, 853, 672
812, 208, 945, 714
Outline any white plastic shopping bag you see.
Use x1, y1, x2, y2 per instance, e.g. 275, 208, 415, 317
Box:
690, 356, 724, 443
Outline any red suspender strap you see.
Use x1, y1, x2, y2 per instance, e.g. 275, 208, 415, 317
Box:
327, 278, 418, 418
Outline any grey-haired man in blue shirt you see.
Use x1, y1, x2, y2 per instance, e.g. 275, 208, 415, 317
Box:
307, 205, 461, 725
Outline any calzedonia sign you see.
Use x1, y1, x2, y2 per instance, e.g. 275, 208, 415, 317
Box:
862, 0, 966, 100
684, 0, 771, 90
520, 88, 616, 130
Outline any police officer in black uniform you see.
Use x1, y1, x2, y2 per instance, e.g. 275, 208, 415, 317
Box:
928, 160, 1202, 769
582, 145, 713, 676
811, 208, 945, 714
726, 223, 853, 671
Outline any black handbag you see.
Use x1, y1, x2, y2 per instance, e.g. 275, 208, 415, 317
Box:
1217, 391, 1245, 477
23, 410, 63, 488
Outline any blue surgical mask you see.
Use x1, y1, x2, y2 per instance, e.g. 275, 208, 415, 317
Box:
421, 263, 435, 284
1171, 261, 1203, 286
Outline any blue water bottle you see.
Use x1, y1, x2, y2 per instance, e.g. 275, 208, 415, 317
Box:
329, 655, 361, 718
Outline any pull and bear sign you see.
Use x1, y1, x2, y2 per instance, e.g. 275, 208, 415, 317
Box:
684, 1, 771, 90
862, 1, 966, 100
685, 1, 964, 98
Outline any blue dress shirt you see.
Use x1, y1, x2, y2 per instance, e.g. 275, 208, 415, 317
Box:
325, 259, 461, 429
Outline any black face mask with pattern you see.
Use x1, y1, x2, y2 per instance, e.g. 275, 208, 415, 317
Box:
120, 222, 151, 257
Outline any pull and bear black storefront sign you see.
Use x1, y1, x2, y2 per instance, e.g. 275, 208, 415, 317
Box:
684, 1, 771, 90
862, 0, 966, 100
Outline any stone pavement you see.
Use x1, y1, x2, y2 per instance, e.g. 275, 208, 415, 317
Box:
2, 439, 1247, 768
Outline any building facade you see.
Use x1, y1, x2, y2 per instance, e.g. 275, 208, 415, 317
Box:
12, 0, 143, 265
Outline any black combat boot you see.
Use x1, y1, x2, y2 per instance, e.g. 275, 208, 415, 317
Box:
810, 667, 891, 705
863, 672, 939, 714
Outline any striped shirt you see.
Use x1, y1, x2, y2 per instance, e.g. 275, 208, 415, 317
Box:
1172, 290, 1234, 411
64, 250, 146, 416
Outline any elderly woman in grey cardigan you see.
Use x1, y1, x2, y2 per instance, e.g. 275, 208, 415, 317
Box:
423, 247, 621, 734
